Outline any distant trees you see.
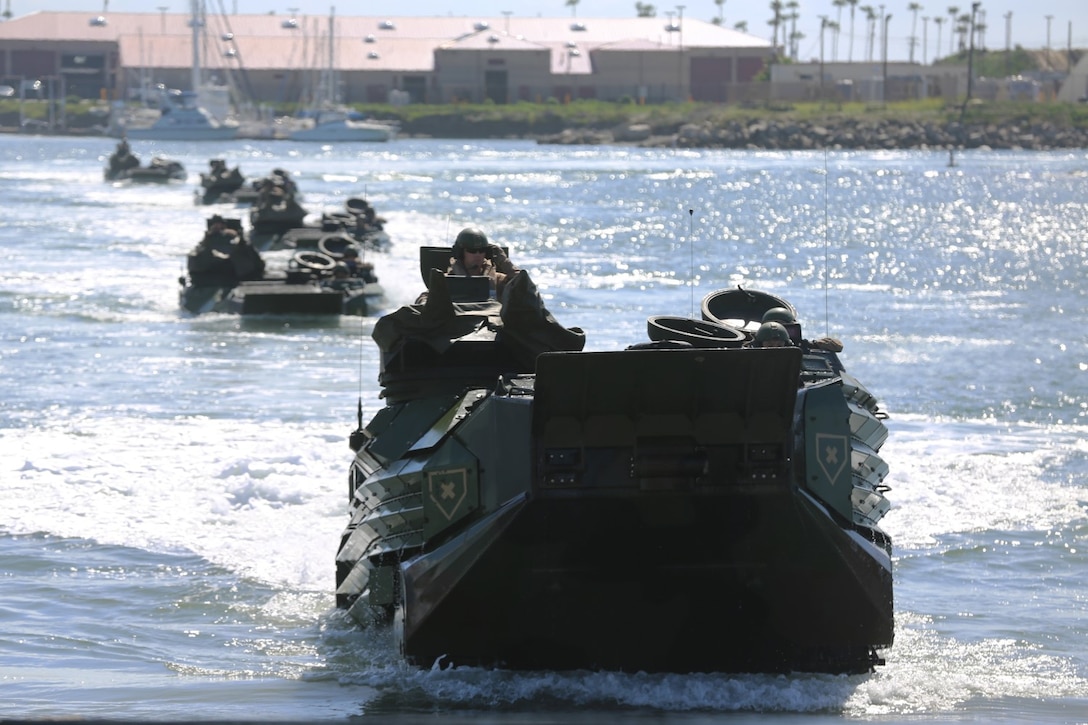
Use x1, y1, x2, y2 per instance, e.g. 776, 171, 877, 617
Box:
635, 2, 656, 17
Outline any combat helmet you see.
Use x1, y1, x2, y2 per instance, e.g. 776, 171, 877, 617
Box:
762, 306, 797, 324
754, 321, 791, 346
452, 227, 489, 259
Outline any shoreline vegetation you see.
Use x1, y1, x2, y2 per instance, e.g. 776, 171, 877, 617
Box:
5, 99, 1088, 150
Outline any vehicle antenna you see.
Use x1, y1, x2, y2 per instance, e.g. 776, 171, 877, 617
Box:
822, 150, 830, 336
357, 317, 365, 431
688, 208, 695, 318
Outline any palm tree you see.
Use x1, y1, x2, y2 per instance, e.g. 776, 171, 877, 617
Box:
768, 1, 785, 53
714, 0, 726, 25
860, 5, 876, 61
733, 19, 748, 32
847, 0, 860, 61
786, 1, 800, 59
946, 6, 959, 55
932, 16, 944, 61
635, 2, 657, 17
908, 3, 922, 63
790, 28, 806, 60
823, 20, 839, 63
921, 15, 930, 63
566, 0, 580, 18
955, 12, 969, 53
819, 15, 830, 73
832, 0, 846, 60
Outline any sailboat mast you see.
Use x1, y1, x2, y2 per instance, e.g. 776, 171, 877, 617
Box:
327, 7, 336, 105
190, 0, 202, 92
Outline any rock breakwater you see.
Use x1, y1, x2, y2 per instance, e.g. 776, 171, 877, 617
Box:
539, 117, 1088, 150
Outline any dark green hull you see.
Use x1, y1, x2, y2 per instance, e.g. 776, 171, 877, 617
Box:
398, 484, 890, 673
180, 278, 382, 316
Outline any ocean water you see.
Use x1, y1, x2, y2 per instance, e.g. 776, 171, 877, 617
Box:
1, 135, 1086, 723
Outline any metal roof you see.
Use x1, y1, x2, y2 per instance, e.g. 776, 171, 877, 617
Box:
2, 11, 771, 75
439, 31, 549, 52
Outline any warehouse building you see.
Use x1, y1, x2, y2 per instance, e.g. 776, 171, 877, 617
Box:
0, 10, 775, 106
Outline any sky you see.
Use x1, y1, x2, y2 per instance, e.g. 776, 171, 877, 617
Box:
19, 1, 1088, 63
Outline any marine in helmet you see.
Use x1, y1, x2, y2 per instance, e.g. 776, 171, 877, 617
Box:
187, 215, 263, 286
762, 307, 796, 325
750, 320, 793, 348
341, 246, 361, 275
760, 307, 844, 353
448, 226, 520, 297
322, 261, 353, 290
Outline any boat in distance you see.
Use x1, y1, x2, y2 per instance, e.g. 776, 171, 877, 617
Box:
334, 256, 893, 674
288, 109, 397, 143
115, 91, 239, 141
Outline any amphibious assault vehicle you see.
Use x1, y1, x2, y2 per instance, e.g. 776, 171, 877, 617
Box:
336, 252, 892, 674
